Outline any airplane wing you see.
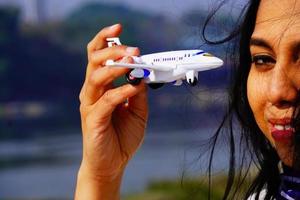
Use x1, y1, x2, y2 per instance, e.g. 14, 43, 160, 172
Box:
106, 60, 175, 72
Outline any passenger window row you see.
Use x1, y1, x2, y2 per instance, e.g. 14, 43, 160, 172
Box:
153, 57, 185, 62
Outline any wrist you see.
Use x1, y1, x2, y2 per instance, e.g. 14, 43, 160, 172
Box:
78, 160, 125, 182
77, 164, 124, 183
75, 165, 124, 200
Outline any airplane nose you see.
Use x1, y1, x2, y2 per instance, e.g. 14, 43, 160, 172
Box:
197, 55, 223, 67
207, 57, 223, 68
215, 57, 224, 67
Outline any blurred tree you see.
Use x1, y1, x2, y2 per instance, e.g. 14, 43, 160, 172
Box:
59, 3, 183, 54
0, 7, 20, 101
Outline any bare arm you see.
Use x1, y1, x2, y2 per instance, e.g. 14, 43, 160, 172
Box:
75, 166, 123, 200
74, 24, 148, 200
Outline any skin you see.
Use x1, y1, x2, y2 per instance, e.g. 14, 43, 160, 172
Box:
75, 24, 148, 200
248, 0, 300, 166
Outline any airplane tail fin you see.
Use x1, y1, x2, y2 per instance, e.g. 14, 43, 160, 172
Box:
107, 37, 122, 47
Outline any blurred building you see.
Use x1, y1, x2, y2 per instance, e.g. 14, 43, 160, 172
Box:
35, 0, 47, 23
0, 0, 47, 24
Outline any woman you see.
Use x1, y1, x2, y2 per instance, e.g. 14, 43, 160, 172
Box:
75, 0, 300, 199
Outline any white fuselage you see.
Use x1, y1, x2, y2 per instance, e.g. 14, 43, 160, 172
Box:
133, 50, 223, 83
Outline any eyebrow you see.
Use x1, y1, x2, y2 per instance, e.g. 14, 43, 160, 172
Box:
250, 38, 273, 50
250, 38, 300, 60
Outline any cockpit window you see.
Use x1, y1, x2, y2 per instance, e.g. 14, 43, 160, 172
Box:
203, 53, 214, 57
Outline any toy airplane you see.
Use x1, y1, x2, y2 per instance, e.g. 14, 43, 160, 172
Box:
105, 37, 223, 89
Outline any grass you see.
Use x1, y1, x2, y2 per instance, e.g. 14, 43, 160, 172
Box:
123, 175, 246, 200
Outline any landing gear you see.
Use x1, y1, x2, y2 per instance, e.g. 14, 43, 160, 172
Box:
126, 71, 142, 85
148, 83, 165, 89
187, 77, 198, 86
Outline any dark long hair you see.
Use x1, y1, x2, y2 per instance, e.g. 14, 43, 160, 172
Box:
202, 0, 284, 199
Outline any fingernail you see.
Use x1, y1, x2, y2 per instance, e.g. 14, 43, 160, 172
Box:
109, 24, 119, 30
121, 56, 130, 62
126, 47, 138, 54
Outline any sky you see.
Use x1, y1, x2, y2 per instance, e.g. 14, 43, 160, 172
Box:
0, 0, 247, 23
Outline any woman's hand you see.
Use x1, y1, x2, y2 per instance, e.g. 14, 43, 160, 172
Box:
75, 24, 148, 200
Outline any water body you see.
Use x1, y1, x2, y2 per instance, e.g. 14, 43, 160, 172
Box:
0, 128, 229, 199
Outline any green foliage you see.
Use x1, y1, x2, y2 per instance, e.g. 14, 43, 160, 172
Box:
124, 177, 226, 200
124, 174, 253, 200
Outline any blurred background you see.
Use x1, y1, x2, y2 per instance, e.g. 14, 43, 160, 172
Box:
0, 0, 247, 199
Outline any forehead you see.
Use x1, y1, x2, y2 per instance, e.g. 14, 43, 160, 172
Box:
252, 0, 300, 44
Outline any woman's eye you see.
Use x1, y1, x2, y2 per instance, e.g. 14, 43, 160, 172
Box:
251, 55, 276, 66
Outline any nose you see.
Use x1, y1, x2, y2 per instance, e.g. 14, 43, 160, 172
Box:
267, 67, 298, 108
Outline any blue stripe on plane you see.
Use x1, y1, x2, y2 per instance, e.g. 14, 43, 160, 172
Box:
193, 51, 205, 56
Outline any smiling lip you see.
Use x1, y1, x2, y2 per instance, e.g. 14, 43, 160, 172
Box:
268, 118, 294, 142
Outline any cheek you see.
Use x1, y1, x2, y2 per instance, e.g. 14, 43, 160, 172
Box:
247, 68, 269, 136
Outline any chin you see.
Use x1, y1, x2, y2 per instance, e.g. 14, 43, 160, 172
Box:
275, 141, 294, 167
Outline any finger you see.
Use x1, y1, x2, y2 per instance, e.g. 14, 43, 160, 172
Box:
127, 81, 148, 120
90, 83, 145, 123
84, 57, 135, 105
89, 45, 140, 67
87, 23, 122, 56
85, 45, 139, 85
79, 81, 87, 103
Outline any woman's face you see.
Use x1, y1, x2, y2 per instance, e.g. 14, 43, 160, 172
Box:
247, 0, 300, 166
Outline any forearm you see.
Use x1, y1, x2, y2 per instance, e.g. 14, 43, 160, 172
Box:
74, 167, 123, 200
